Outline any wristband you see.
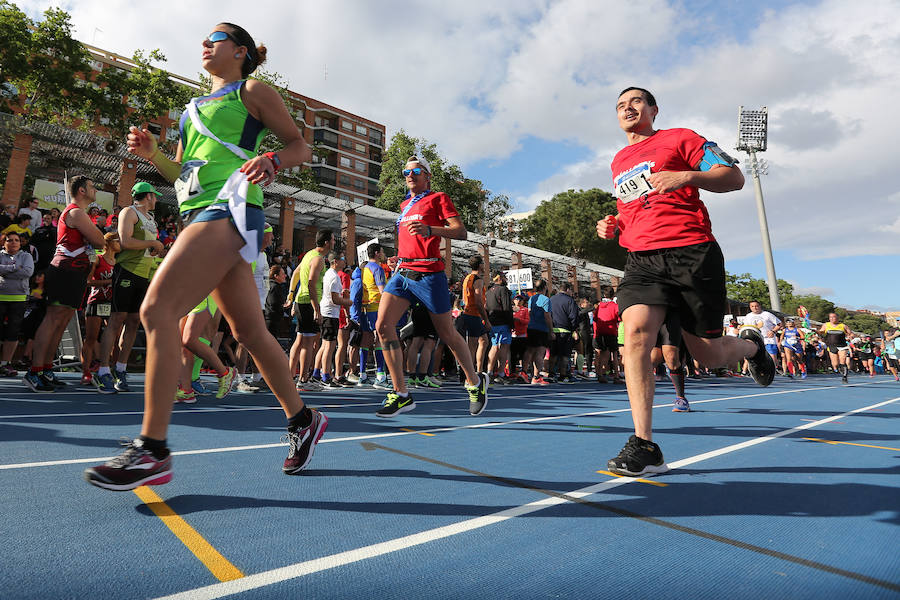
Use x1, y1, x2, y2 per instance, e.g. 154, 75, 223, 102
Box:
263, 152, 281, 172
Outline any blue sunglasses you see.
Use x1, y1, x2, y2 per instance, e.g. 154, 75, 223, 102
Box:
402, 167, 424, 177
206, 31, 239, 45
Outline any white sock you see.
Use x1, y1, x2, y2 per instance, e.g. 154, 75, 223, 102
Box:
115, 362, 127, 373
98, 366, 111, 376
251, 372, 262, 382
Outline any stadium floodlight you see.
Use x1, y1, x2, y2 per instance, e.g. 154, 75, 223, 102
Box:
736, 106, 768, 152
736, 105, 780, 311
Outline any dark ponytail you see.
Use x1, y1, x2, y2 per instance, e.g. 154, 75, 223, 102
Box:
220, 22, 268, 77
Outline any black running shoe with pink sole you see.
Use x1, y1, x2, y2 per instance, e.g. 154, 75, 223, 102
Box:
283, 409, 329, 474
83, 439, 172, 491
739, 326, 775, 387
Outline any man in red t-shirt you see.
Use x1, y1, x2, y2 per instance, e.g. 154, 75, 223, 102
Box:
596, 87, 775, 477
592, 288, 620, 384
373, 155, 488, 418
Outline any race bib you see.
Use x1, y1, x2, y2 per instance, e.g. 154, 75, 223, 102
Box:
174, 160, 207, 206
614, 162, 654, 204
97, 303, 111, 317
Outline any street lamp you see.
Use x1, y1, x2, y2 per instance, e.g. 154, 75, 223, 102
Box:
736, 106, 780, 312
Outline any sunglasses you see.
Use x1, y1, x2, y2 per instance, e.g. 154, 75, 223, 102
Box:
402, 167, 424, 177
206, 30, 240, 45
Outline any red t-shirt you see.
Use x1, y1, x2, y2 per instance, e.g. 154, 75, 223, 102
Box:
611, 128, 716, 252
593, 301, 619, 336
337, 269, 351, 328
51, 203, 90, 271
396, 191, 459, 273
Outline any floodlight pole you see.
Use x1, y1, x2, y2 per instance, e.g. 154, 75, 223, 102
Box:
737, 105, 780, 312
747, 151, 780, 312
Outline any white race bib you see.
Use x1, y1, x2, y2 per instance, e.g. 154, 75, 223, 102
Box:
174, 159, 208, 206
614, 162, 654, 204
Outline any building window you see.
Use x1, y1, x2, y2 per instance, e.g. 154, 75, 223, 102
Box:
369, 129, 383, 145
339, 174, 351, 186
339, 156, 351, 168
355, 143, 366, 153
313, 130, 338, 147
354, 160, 366, 173
339, 193, 352, 201
355, 124, 367, 136
352, 179, 365, 191
166, 127, 180, 142
168, 108, 181, 120
341, 120, 352, 131
340, 138, 353, 150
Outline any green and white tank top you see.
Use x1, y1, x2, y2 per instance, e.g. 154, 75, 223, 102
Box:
294, 248, 324, 305
116, 206, 158, 279
177, 80, 267, 211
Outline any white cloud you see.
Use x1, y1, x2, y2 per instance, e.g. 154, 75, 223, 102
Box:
17, 0, 900, 266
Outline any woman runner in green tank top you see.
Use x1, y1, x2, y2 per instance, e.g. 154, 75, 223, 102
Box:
84, 22, 328, 492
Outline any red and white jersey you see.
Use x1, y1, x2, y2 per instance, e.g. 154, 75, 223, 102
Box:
611, 128, 715, 252
396, 191, 459, 273
51, 203, 90, 271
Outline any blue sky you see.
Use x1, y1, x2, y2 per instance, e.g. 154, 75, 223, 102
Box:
22, 0, 900, 312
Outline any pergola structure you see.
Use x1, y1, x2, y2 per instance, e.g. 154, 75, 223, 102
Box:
0, 113, 623, 296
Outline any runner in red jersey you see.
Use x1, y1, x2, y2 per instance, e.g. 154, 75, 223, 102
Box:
372, 155, 488, 418
597, 87, 775, 477
23, 175, 106, 392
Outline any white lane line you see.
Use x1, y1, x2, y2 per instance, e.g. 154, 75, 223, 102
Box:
0, 384, 876, 471
152, 395, 900, 600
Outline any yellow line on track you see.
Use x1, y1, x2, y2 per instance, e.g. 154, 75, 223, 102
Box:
595, 470, 668, 487
133, 487, 244, 582
400, 428, 435, 437
802, 438, 900, 452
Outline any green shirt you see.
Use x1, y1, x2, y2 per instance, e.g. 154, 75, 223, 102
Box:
178, 79, 267, 211
116, 207, 157, 279
294, 249, 324, 305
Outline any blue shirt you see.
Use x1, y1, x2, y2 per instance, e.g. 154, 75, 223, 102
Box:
527, 294, 551, 332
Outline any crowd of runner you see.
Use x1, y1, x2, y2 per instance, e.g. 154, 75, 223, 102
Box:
0, 22, 896, 490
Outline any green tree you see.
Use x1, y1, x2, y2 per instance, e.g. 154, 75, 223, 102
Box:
725, 272, 794, 309
0, 1, 31, 85
517, 188, 626, 269
834, 310, 885, 336
782, 294, 835, 323
377, 130, 510, 231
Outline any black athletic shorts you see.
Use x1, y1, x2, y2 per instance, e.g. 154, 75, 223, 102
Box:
549, 331, 573, 359
656, 311, 683, 348
0, 301, 26, 341
110, 264, 150, 314
295, 302, 319, 335
84, 301, 111, 318
616, 241, 726, 339
594, 333, 618, 352
526, 328, 549, 348
411, 303, 438, 340
44, 264, 89, 309
321, 316, 339, 342
885, 355, 898, 369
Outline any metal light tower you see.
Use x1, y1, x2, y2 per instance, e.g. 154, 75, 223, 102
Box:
736, 106, 780, 312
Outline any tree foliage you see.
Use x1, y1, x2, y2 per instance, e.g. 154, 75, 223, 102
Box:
0, 4, 191, 143
725, 272, 795, 308
377, 130, 511, 231
517, 188, 626, 269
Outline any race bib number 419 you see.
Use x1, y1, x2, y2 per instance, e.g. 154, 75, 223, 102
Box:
614, 162, 654, 204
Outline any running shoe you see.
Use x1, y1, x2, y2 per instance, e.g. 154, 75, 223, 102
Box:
43, 370, 67, 388
518, 371, 531, 384
83, 438, 172, 491
335, 376, 353, 387
81, 373, 93, 386
739, 327, 775, 387
175, 387, 197, 404
418, 375, 441, 389
113, 370, 130, 392
191, 379, 211, 396
376, 392, 416, 417
94, 372, 118, 394
23, 371, 54, 392
345, 373, 360, 384
355, 374, 371, 387
372, 377, 391, 390
466, 372, 489, 416
296, 378, 321, 392
531, 376, 550, 386
216, 367, 236, 399
282, 409, 329, 474
0, 364, 18, 377
322, 379, 344, 390
235, 379, 261, 393
558, 376, 575, 385
672, 396, 690, 412
801, 371, 808, 380
408, 376, 421, 388
607, 435, 668, 477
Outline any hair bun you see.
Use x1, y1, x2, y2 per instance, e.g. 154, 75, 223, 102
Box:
255, 44, 267, 68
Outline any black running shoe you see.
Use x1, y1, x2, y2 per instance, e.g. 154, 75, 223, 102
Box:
739, 327, 775, 387
376, 392, 416, 417
84, 438, 172, 491
466, 372, 489, 416
23, 371, 54, 392
282, 409, 329, 474
607, 435, 668, 476
43, 370, 68, 388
